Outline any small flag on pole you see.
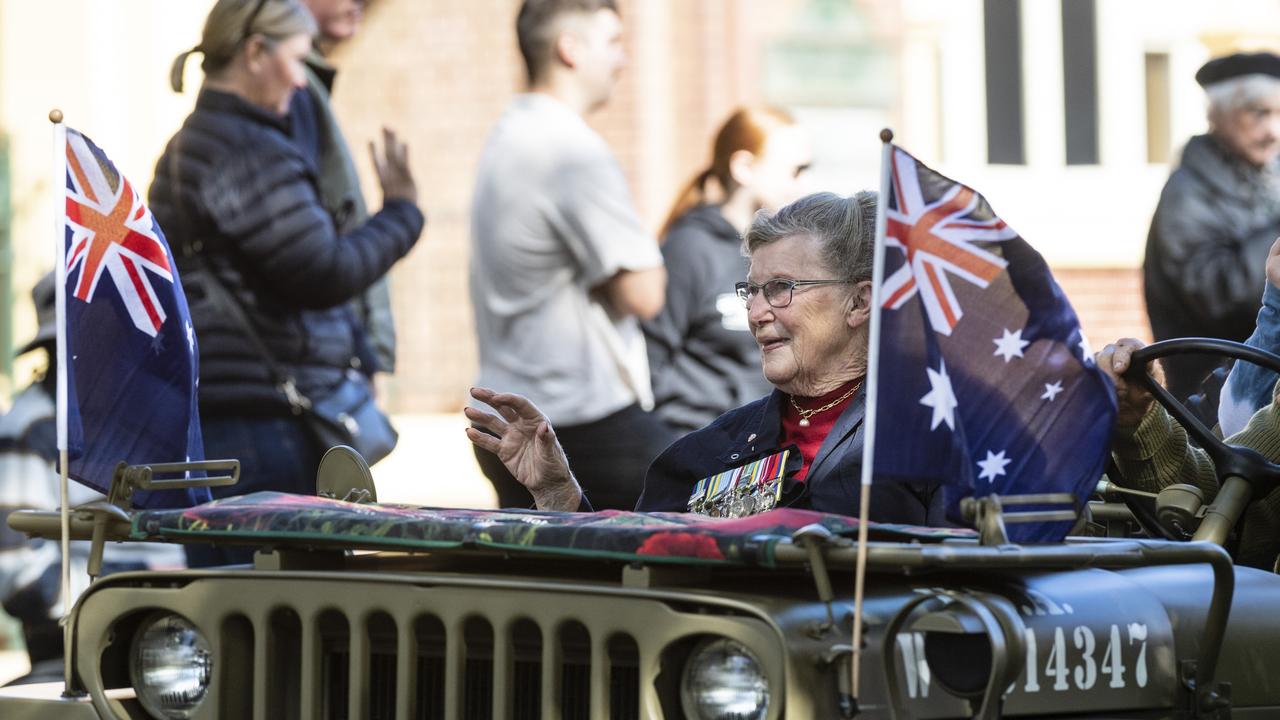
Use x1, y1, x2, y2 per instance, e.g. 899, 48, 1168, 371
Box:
57, 127, 209, 509
870, 144, 1117, 541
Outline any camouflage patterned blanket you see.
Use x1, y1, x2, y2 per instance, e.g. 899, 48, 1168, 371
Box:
132, 492, 974, 567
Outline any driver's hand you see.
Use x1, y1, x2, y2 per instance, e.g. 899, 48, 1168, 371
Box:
1096, 338, 1161, 431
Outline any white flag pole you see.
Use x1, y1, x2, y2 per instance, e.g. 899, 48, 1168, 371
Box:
851, 128, 894, 700
49, 109, 75, 695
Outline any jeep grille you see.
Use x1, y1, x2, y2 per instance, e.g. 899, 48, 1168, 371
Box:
74, 575, 780, 719
299, 611, 638, 719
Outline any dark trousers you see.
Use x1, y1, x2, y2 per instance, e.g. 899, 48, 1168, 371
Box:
185, 414, 321, 568
474, 403, 677, 511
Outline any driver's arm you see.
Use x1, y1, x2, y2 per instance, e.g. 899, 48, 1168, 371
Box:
1099, 338, 1218, 499
1111, 402, 1219, 500
1113, 378, 1280, 503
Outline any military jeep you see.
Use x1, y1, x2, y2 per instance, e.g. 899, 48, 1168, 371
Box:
1, 339, 1278, 719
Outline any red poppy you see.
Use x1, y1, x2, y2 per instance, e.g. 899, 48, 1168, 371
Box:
636, 532, 725, 560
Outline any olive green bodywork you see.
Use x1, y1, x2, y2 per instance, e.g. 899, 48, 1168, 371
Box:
1, 444, 1276, 719
2, 530, 1278, 719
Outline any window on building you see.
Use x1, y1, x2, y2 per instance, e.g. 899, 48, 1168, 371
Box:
1145, 52, 1172, 164
984, 0, 1025, 165
1062, 0, 1099, 165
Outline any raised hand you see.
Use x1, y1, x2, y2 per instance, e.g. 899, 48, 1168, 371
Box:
370, 127, 417, 205
463, 387, 583, 511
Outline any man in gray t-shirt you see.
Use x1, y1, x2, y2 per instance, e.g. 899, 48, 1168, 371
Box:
469, 0, 673, 509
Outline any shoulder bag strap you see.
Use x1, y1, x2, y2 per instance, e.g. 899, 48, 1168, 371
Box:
167, 146, 312, 414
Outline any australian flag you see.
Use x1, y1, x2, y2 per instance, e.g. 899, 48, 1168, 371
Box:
872, 145, 1116, 541
58, 128, 209, 508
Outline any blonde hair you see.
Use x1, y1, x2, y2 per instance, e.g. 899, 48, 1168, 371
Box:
170, 0, 317, 92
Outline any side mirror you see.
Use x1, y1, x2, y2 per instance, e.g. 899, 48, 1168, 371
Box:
315, 445, 377, 503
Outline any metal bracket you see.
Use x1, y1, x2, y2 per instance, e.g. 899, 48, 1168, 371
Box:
1180, 659, 1233, 719
815, 643, 859, 719
960, 493, 1078, 546
793, 523, 849, 636
78, 501, 132, 580
106, 458, 240, 510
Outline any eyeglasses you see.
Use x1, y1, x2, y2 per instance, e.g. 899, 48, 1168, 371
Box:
240, 0, 270, 45
735, 279, 850, 309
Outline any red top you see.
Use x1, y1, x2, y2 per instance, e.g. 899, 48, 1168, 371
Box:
781, 378, 863, 481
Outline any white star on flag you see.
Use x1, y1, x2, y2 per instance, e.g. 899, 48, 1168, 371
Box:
1077, 333, 1094, 365
186, 320, 196, 352
920, 360, 959, 430
977, 449, 1011, 482
1041, 380, 1064, 401
992, 327, 1030, 362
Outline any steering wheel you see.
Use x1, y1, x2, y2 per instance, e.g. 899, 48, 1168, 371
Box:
1118, 338, 1280, 545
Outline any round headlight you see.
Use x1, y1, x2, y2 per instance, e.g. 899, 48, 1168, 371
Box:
680, 637, 771, 720
130, 612, 212, 719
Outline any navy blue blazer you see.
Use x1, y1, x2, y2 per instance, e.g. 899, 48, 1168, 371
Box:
635, 388, 948, 524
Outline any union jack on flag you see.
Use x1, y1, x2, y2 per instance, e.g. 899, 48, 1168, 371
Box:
65, 131, 172, 337
883, 147, 1016, 335
871, 144, 1116, 541
57, 127, 209, 508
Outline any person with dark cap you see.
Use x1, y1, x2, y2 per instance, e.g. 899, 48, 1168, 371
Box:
0, 274, 183, 685
1143, 51, 1280, 403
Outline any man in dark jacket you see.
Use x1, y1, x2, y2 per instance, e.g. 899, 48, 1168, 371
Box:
1144, 51, 1280, 401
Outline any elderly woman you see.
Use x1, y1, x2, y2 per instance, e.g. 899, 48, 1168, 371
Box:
151, 0, 423, 562
1143, 51, 1280, 401
467, 192, 946, 522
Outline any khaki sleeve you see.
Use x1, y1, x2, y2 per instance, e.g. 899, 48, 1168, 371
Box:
1111, 403, 1218, 500
1112, 380, 1280, 503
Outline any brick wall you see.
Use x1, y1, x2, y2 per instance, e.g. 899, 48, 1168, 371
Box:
330, 0, 783, 412
1054, 267, 1152, 348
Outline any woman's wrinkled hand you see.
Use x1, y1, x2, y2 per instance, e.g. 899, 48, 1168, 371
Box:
463, 387, 583, 512
370, 126, 417, 205
1096, 338, 1161, 431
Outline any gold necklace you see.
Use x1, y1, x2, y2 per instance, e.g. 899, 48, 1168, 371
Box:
790, 379, 863, 428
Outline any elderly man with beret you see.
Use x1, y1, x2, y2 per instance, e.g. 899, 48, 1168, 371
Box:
1144, 51, 1280, 403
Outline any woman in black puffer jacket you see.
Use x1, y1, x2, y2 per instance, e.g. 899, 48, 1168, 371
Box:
149, 0, 423, 561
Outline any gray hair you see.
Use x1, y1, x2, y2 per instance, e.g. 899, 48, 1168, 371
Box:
1206, 73, 1280, 118
744, 190, 877, 284
170, 0, 317, 92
